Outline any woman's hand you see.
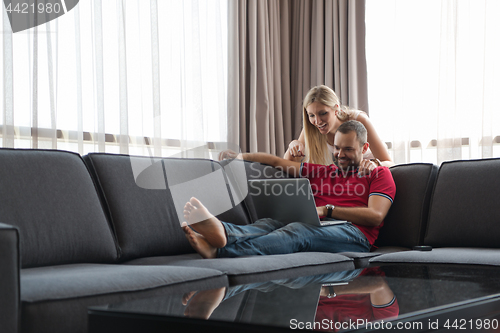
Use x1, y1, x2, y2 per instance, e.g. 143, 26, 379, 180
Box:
287, 140, 305, 158
357, 158, 380, 176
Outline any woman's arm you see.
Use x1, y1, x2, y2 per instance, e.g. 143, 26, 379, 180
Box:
283, 129, 306, 162
356, 113, 394, 167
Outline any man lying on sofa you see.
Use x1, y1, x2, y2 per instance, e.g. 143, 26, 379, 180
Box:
181, 120, 396, 258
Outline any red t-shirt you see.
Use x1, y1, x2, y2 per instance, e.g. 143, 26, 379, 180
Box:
300, 163, 396, 245
315, 267, 400, 332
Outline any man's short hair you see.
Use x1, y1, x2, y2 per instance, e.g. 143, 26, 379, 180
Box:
336, 120, 367, 147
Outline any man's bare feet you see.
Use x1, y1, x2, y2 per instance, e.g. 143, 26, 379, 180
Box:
183, 287, 226, 319
182, 222, 217, 259
183, 197, 227, 248
182, 291, 197, 306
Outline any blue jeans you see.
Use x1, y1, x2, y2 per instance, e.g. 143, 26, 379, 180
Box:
217, 218, 371, 258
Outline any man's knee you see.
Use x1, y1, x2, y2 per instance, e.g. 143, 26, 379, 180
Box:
282, 222, 310, 233
253, 218, 288, 232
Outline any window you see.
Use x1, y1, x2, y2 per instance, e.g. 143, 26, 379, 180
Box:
1, 0, 228, 157
366, 0, 500, 164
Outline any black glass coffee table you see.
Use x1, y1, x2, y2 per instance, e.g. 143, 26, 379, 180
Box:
88, 264, 500, 332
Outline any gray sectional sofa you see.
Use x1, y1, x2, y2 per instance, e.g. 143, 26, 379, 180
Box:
371, 158, 500, 266
1, 148, 499, 333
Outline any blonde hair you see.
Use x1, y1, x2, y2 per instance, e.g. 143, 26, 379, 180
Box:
302, 85, 357, 165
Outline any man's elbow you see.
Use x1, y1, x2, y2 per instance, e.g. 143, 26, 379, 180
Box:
370, 211, 386, 227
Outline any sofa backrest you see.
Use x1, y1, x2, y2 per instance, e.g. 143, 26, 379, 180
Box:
375, 163, 438, 248
0, 149, 118, 268
84, 153, 253, 261
232, 160, 290, 222
424, 158, 500, 248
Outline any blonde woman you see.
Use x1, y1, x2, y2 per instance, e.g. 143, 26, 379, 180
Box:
284, 85, 393, 172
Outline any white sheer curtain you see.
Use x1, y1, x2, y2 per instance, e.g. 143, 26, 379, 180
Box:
366, 0, 500, 165
1, 0, 228, 157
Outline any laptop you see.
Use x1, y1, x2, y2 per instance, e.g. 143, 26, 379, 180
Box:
247, 178, 348, 227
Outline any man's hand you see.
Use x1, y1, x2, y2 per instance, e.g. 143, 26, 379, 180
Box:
316, 206, 327, 217
218, 149, 240, 161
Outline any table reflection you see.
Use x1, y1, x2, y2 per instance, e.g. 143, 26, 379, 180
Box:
101, 264, 500, 332
182, 267, 398, 331
315, 267, 398, 332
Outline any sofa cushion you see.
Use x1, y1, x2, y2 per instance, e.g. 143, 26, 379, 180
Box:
375, 163, 437, 248
21, 264, 226, 302
84, 153, 252, 261
124, 252, 355, 285
21, 263, 227, 333
424, 158, 500, 247
370, 248, 500, 266
0, 149, 117, 268
337, 246, 408, 268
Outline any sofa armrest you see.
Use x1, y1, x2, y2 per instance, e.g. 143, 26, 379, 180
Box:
0, 223, 20, 333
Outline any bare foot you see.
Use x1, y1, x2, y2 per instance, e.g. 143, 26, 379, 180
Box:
183, 287, 226, 319
182, 222, 217, 259
183, 197, 227, 248
182, 291, 197, 306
